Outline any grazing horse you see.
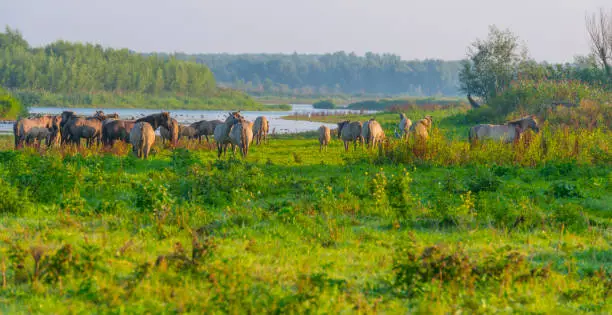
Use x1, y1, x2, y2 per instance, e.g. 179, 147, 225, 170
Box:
410, 115, 433, 142
469, 115, 539, 144
253, 116, 269, 145
229, 118, 254, 157
337, 120, 362, 152
318, 125, 331, 152
14, 115, 53, 149
213, 112, 242, 158
366, 119, 385, 150
398, 113, 412, 138
129, 122, 155, 159
191, 120, 223, 143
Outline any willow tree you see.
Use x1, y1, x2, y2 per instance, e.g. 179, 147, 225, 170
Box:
459, 26, 529, 105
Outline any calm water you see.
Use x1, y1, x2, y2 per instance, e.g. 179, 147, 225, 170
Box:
0, 104, 375, 134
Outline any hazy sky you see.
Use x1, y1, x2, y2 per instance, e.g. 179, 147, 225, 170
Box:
0, 0, 608, 62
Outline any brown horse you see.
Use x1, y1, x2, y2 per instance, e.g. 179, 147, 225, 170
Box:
62, 112, 105, 147
135, 112, 172, 131
14, 115, 54, 149
102, 120, 137, 147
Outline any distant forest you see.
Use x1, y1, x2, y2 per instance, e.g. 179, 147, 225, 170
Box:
167, 52, 463, 97
0, 28, 216, 96
0, 27, 276, 110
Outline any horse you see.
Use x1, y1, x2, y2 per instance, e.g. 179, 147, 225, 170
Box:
253, 116, 269, 145
318, 125, 331, 152
337, 120, 362, 152
213, 112, 242, 158
398, 113, 412, 138
469, 115, 539, 144
229, 118, 254, 158
129, 122, 156, 159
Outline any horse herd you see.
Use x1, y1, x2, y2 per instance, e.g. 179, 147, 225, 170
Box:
319, 113, 540, 152
11, 110, 540, 159
12, 110, 270, 159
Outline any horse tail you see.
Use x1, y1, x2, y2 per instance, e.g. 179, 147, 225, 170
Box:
468, 126, 475, 143
241, 124, 248, 157
13, 119, 21, 149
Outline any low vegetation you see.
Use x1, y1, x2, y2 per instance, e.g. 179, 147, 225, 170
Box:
0, 103, 609, 313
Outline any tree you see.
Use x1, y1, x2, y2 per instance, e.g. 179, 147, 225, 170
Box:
459, 25, 528, 103
585, 8, 612, 77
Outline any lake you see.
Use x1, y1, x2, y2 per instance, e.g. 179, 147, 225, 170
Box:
0, 104, 375, 134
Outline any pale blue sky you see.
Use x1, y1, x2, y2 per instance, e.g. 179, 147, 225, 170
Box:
0, 0, 608, 62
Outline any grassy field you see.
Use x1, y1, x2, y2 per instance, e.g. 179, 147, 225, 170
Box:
0, 110, 610, 313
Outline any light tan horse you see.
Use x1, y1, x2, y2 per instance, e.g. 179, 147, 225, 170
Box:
469, 116, 539, 144
337, 120, 362, 152
213, 112, 242, 158
410, 115, 433, 142
129, 122, 155, 159
253, 116, 269, 145
318, 125, 331, 152
229, 117, 254, 157
398, 113, 412, 138
14, 115, 53, 148
366, 119, 385, 150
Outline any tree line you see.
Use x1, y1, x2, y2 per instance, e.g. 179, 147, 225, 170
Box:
0, 27, 217, 97
164, 52, 464, 97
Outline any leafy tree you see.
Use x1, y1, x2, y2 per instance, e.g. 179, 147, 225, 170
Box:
459, 26, 528, 102
0, 27, 216, 97
312, 100, 336, 109
0, 87, 26, 119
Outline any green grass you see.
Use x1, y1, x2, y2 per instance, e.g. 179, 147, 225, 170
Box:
0, 111, 610, 313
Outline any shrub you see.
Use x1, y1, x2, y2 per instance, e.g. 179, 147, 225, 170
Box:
312, 100, 336, 109
553, 203, 589, 231
466, 168, 502, 193
0, 88, 26, 119
548, 181, 582, 198
0, 178, 30, 214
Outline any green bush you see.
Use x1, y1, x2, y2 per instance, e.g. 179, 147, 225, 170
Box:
548, 181, 582, 198
312, 100, 336, 109
0, 177, 30, 214
0, 88, 26, 119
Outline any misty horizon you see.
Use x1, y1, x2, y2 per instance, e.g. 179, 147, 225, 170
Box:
1, 0, 609, 63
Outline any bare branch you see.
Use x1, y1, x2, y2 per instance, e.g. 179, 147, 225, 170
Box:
586, 8, 612, 76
